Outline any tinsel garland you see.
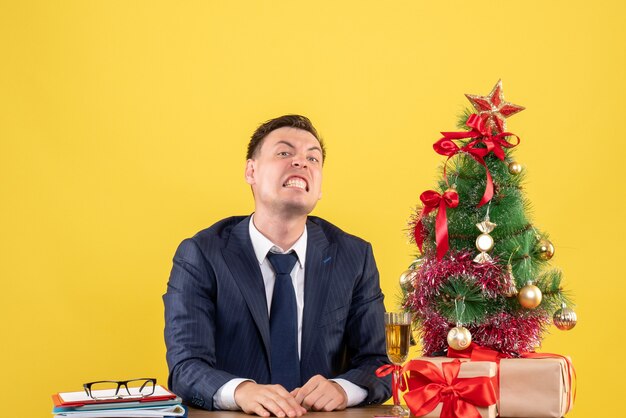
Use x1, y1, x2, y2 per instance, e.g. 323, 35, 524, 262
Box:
415, 310, 549, 357
404, 250, 550, 356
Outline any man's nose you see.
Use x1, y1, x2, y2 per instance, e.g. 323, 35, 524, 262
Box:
291, 155, 307, 168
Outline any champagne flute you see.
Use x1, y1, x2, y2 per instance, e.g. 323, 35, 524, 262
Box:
384, 312, 412, 416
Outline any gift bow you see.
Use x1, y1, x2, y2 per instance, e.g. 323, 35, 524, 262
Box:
447, 343, 576, 413
402, 359, 497, 418
414, 189, 459, 261
433, 114, 520, 207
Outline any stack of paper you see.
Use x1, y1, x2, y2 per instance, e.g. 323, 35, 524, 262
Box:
52, 385, 186, 418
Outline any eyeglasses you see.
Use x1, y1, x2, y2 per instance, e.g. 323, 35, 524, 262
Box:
83, 378, 156, 400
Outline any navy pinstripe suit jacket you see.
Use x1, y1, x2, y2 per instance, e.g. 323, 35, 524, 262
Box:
163, 215, 391, 410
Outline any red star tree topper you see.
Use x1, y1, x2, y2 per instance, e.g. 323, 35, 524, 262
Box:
465, 79, 525, 134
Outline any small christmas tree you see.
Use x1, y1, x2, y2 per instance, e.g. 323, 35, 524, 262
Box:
402, 80, 577, 356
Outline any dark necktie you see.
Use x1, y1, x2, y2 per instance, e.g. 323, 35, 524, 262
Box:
266, 251, 301, 391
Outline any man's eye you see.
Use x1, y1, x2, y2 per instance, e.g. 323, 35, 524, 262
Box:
277, 151, 290, 157
307, 156, 319, 163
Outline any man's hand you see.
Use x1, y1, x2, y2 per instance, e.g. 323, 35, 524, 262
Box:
234, 381, 307, 417
292, 375, 348, 412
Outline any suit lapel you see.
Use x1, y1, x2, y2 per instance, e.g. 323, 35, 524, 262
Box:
221, 216, 271, 360
301, 219, 336, 367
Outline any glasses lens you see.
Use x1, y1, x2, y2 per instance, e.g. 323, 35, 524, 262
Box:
125, 379, 156, 397
88, 381, 123, 399
87, 379, 155, 400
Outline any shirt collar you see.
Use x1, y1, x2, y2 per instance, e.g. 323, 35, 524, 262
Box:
248, 215, 307, 268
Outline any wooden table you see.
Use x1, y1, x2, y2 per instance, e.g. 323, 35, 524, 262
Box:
187, 406, 392, 418
185, 406, 557, 418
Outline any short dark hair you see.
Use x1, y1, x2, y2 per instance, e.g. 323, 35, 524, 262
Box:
247, 114, 326, 162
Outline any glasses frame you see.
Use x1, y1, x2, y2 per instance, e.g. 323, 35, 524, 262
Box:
83, 378, 157, 400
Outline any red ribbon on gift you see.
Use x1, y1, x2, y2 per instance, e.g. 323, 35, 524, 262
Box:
446, 342, 510, 406
402, 359, 497, 418
376, 364, 406, 405
447, 342, 511, 362
433, 114, 520, 207
446, 344, 576, 413
413, 189, 459, 261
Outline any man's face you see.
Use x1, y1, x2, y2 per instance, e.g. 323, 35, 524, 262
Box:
245, 127, 323, 218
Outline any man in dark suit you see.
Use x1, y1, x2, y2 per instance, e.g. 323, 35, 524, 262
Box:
163, 115, 391, 417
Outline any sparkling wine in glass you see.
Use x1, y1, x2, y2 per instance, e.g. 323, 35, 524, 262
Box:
384, 312, 412, 416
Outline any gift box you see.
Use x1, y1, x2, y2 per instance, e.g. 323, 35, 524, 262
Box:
498, 356, 574, 418
402, 357, 498, 418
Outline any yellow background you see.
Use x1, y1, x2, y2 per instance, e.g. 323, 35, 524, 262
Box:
1, 1, 624, 416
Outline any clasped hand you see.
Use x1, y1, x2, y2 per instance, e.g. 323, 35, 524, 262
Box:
234, 375, 348, 417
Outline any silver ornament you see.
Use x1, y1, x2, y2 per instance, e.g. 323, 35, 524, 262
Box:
553, 303, 577, 330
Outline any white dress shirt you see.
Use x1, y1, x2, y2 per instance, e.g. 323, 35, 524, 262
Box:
213, 216, 367, 409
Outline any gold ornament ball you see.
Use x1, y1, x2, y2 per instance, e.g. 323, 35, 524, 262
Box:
518, 282, 543, 309
475, 233, 495, 252
553, 306, 577, 330
399, 269, 418, 291
447, 326, 472, 351
508, 161, 523, 175
536, 239, 555, 261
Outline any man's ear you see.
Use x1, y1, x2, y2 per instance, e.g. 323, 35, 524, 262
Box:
244, 159, 255, 185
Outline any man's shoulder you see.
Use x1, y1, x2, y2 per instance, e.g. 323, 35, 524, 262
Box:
188, 216, 249, 246
307, 216, 370, 247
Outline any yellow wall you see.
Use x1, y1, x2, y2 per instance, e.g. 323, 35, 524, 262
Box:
1, 1, 623, 416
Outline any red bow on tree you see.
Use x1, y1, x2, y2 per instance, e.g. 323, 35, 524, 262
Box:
433, 114, 520, 207
402, 359, 497, 418
414, 189, 459, 261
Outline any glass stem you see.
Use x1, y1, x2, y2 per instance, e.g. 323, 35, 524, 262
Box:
392, 367, 400, 406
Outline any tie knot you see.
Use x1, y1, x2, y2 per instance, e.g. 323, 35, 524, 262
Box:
266, 251, 298, 276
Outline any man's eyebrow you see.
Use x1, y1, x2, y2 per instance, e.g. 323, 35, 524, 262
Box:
275, 140, 322, 154
275, 140, 295, 148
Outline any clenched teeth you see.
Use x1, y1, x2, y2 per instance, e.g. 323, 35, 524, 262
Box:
283, 177, 308, 191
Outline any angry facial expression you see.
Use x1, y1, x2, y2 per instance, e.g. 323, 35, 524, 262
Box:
245, 127, 323, 218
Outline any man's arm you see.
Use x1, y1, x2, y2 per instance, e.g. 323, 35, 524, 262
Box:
163, 238, 237, 410
331, 242, 392, 404
163, 238, 306, 416
294, 241, 391, 410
